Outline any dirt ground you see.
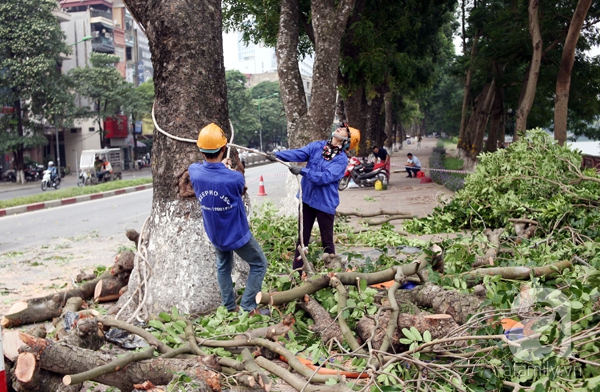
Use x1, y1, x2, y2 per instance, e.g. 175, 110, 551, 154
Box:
0, 232, 132, 317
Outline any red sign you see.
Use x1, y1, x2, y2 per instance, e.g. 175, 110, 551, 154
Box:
1, 107, 14, 114
104, 115, 128, 138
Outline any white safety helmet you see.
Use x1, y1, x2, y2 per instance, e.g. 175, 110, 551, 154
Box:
48, 161, 54, 166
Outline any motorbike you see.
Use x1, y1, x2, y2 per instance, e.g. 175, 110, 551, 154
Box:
41, 169, 61, 191
24, 164, 44, 182
338, 156, 390, 191
0, 165, 17, 183
77, 169, 97, 186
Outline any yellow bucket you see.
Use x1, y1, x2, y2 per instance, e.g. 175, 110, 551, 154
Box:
374, 180, 382, 191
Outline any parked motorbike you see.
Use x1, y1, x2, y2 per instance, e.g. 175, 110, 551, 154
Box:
338, 156, 390, 191
0, 165, 16, 183
41, 169, 61, 191
77, 169, 97, 186
24, 165, 43, 181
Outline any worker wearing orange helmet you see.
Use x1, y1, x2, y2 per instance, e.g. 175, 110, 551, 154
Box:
188, 123, 267, 315
266, 123, 360, 274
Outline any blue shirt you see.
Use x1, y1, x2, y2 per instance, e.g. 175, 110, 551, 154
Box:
275, 140, 347, 215
188, 161, 251, 252
408, 156, 421, 168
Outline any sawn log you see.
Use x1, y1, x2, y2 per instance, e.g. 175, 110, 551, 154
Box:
18, 333, 220, 392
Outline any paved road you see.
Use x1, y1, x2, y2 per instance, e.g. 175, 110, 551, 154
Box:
0, 163, 290, 252
0, 169, 153, 201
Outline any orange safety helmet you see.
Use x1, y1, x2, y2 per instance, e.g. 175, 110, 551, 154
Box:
348, 126, 361, 151
197, 123, 227, 153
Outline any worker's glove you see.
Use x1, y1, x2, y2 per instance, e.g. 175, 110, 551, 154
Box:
266, 152, 277, 162
289, 165, 303, 175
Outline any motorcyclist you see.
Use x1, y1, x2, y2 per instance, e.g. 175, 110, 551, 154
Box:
47, 161, 57, 183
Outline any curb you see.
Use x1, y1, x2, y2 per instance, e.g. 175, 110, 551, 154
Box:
0, 183, 153, 218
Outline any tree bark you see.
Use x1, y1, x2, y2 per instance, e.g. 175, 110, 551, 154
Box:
121, 0, 251, 318
1, 271, 111, 328
394, 283, 487, 325
277, 0, 356, 148
13, 352, 79, 392
458, 34, 479, 156
18, 334, 218, 392
486, 80, 505, 153
384, 92, 394, 150
298, 295, 343, 344
515, 0, 542, 137
553, 0, 592, 146
356, 313, 458, 351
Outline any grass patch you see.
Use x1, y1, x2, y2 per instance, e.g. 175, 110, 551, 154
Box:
0, 178, 153, 209
444, 157, 464, 171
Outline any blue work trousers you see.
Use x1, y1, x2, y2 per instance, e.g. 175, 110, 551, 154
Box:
214, 235, 267, 312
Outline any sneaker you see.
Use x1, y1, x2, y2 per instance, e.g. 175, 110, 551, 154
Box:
406, 175, 412, 178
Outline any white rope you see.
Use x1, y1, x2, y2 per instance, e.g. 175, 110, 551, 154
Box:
151, 103, 305, 274
115, 215, 152, 323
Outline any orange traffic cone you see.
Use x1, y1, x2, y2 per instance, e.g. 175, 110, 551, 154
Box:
257, 175, 267, 196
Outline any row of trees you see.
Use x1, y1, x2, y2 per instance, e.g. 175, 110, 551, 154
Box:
226, 70, 286, 150
0, 0, 154, 183
450, 0, 600, 164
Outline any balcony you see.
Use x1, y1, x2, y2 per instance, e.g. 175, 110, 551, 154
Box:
92, 37, 114, 53
125, 33, 135, 47
90, 8, 112, 20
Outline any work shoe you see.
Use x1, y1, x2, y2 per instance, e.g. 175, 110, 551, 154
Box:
406, 175, 412, 178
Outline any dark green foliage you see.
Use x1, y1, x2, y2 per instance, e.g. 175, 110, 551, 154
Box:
0, 0, 71, 157
226, 71, 285, 148
69, 53, 131, 147
405, 130, 600, 249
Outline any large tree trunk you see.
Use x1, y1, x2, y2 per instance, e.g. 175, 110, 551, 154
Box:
120, 0, 249, 318
17, 334, 217, 392
277, 0, 356, 148
365, 88, 386, 148
553, 0, 592, 146
462, 80, 495, 164
515, 0, 542, 138
485, 86, 504, 153
458, 34, 478, 157
384, 92, 393, 150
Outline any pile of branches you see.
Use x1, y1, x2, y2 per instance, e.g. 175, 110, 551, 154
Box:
3, 235, 592, 392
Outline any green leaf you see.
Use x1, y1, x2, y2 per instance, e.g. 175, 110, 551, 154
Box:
159, 312, 172, 322
423, 330, 432, 343
359, 278, 367, 292
410, 327, 423, 342
148, 320, 165, 331
171, 306, 180, 319
570, 301, 584, 310
402, 328, 416, 341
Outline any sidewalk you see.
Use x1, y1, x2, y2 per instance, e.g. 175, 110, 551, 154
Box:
0, 169, 153, 217
338, 137, 454, 219
0, 168, 152, 194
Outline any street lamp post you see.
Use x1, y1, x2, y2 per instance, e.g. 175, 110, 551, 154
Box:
255, 93, 279, 152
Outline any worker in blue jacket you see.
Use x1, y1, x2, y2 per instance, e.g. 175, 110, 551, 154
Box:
267, 123, 360, 273
188, 123, 267, 316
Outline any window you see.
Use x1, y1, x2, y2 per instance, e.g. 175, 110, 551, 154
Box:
71, 128, 78, 134
89, 127, 95, 132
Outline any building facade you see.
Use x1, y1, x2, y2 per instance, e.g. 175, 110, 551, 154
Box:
54, 0, 153, 172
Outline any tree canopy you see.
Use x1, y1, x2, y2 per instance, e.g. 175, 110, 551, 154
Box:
0, 0, 71, 178
69, 53, 130, 148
